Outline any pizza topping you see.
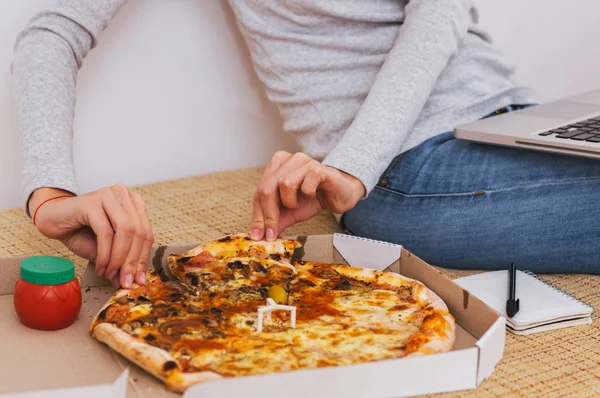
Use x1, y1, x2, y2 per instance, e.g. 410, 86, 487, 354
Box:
293, 278, 316, 288
159, 318, 206, 338
256, 263, 268, 273
163, 361, 178, 371
144, 333, 156, 341
247, 246, 268, 259
168, 292, 184, 302
267, 285, 288, 304
332, 279, 352, 291
227, 260, 244, 270
176, 256, 193, 264
186, 273, 199, 286
176, 339, 227, 353
97, 306, 109, 321
309, 265, 338, 279
146, 303, 179, 318
204, 317, 221, 328
102, 304, 130, 325
187, 251, 217, 266
113, 295, 129, 305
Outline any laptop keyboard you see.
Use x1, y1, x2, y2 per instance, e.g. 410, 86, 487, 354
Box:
539, 116, 600, 142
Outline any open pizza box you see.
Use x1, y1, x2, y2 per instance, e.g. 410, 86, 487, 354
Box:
0, 234, 505, 398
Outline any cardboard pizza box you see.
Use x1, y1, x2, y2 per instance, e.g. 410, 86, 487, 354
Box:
0, 234, 505, 398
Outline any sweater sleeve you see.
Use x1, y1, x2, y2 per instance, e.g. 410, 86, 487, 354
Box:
12, 0, 128, 215
322, 0, 473, 193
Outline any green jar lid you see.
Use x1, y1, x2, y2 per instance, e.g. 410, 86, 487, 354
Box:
20, 256, 75, 285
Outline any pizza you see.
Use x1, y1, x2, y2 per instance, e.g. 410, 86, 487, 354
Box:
90, 234, 455, 392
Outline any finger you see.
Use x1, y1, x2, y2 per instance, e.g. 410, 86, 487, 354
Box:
81, 201, 115, 276
259, 191, 280, 241
131, 192, 153, 285
112, 186, 145, 289
111, 271, 121, 289
303, 166, 357, 213
250, 193, 265, 240
262, 151, 293, 179
278, 161, 313, 209
278, 208, 297, 235
258, 153, 312, 240
101, 191, 136, 284
278, 198, 324, 232
300, 162, 326, 198
251, 151, 293, 240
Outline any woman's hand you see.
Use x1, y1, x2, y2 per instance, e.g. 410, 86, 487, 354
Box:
250, 151, 366, 241
29, 185, 154, 288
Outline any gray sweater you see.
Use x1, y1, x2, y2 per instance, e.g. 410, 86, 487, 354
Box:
13, 0, 535, 212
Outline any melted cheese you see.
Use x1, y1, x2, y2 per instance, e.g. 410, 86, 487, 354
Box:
128, 304, 153, 318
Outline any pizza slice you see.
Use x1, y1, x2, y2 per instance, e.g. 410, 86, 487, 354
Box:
168, 234, 301, 293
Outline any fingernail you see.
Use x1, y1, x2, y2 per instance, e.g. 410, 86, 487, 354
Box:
266, 228, 275, 241
250, 228, 261, 240
138, 271, 146, 285
123, 274, 133, 289
107, 270, 118, 280
97, 267, 106, 277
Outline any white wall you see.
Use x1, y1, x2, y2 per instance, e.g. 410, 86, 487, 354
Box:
477, 0, 600, 102
0, 0, 295, 210
1, 0, 600, 210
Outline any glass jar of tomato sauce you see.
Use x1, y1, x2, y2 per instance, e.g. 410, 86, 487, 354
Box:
14, 256, 82, 330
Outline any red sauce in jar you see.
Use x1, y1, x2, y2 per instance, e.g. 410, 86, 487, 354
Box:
14, 256, 82, 330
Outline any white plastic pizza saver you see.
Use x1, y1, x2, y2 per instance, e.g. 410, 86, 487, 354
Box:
256, 298, 296, 333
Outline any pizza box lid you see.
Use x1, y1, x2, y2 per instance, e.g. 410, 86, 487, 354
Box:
0, 234, 505, 398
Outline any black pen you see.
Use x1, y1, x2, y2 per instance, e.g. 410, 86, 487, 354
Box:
506, 263, 520, 318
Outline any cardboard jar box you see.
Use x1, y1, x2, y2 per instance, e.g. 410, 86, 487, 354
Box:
0, 234, 505, 398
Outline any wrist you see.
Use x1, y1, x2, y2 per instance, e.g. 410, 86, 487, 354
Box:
340, 171, 366, 201
28, 188, 75, 219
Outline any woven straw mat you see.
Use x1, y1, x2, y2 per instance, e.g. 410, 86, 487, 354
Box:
1, 167, 598, 397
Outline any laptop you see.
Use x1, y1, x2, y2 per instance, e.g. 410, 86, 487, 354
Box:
454, 89, 600, 158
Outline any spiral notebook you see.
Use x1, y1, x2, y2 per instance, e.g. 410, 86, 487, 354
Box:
455, 270, 593, 335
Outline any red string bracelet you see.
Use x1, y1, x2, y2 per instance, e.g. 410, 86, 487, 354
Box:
32, 195, 73, 226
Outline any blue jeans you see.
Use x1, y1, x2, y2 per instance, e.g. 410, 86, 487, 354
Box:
343, 107, 600, 273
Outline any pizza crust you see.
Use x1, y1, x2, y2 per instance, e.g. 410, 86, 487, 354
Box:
92, 323, 222, 392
